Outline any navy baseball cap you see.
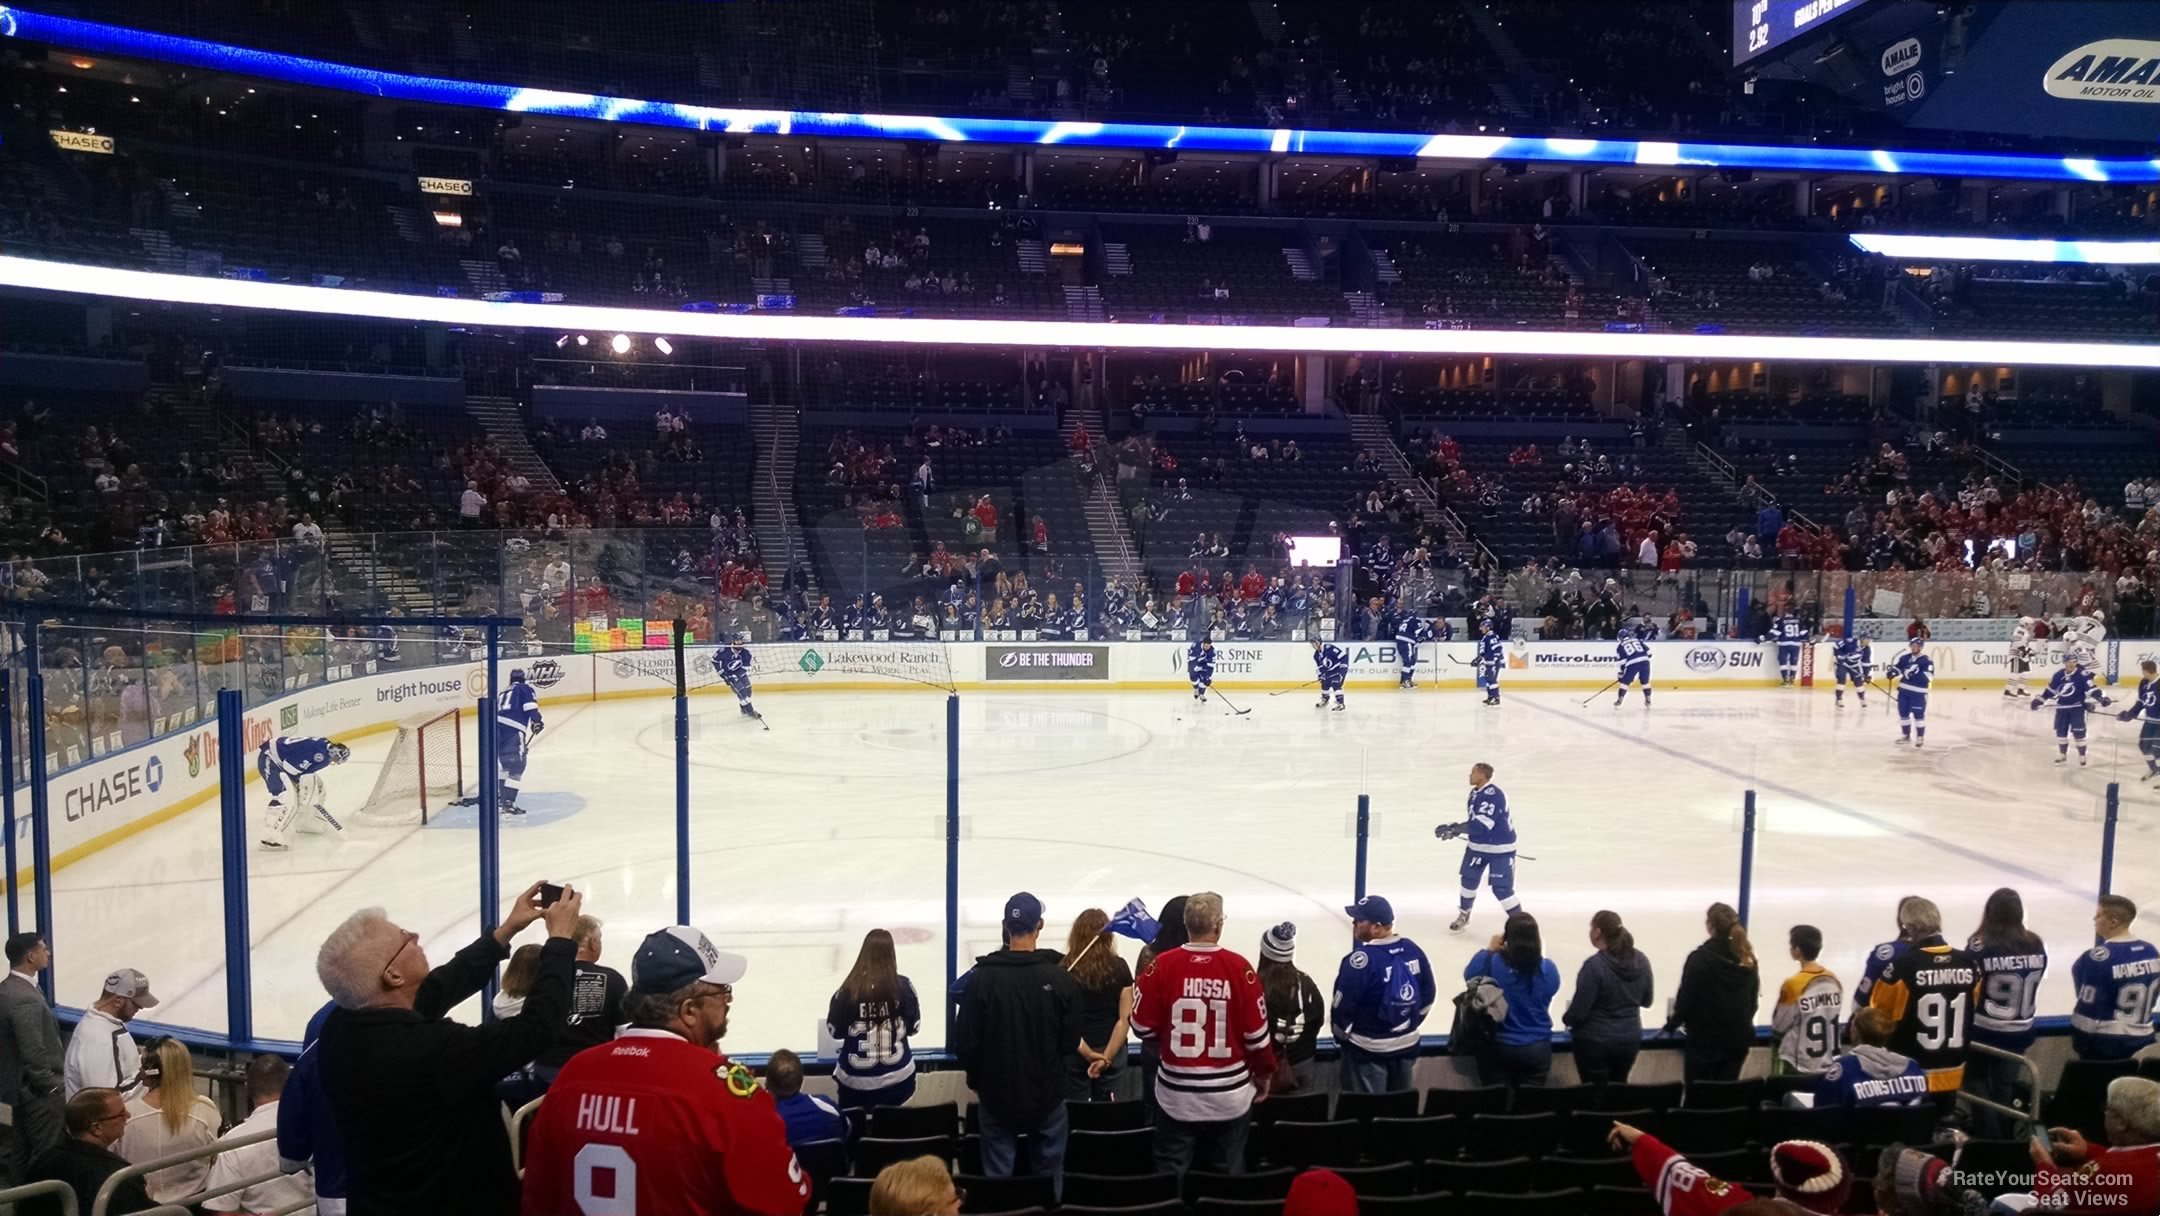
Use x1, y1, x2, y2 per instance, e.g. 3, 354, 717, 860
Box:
631, 926, 746, 996
1345, 895, 1396, 926
1002, 892, 1044, 936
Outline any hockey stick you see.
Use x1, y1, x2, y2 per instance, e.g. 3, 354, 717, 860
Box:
1209, 689, 1253, 716
1269, 679, 1320, 697
1580, 678, 1619, 706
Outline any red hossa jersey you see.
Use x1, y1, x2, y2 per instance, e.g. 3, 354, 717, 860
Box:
1131, 943, 1275, 1124
521, 1030, 811, 1216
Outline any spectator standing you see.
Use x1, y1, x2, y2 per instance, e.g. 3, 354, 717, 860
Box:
1063, 909, 1134, 1102
63, 968, 156, 1098
275, 1002, 345, 1215
1812, 1007, 1927, 1109
826, 929, 923, 1116
1849, 895, 1980, 1098
1133, 895, 1189, 1112
1561, 910, 1653, 1085
1770, 925, 1842, 1078
1465, 913, 1562, 1088
2071, 894, 2157, 1061
1666, 902, 1761, 1082
316, 881, 581, 1216
535, 915, 627, 1084
117, 1038, 221, 1204
201, 1056, 313, 1215
1256, 922, 1325, 1092
869, 1157, 962, 1216
1131, 893, 1274, 1175
23, 1088, 152, 1216
1331, 895, 1436, 1094
952, 892, 1083, 1189
765, 1049, 845, 1149
1964, 888, 2048, 1137
520, 925, 811, 1216
459, 481, 487, 527
1, 931, 65, 1182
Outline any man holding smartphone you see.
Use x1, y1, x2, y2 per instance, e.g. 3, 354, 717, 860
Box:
315, 879, 585, 1216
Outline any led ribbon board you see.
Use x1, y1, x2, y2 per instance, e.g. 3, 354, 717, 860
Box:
2, 6, 2156, 183
3, 254, 2154, 368
1850, 234, 2160, 264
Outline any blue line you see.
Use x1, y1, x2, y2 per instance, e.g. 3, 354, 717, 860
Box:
1516, 698, 2087, 899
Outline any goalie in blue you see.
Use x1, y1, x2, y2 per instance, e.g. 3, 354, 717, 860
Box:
715, 635, 759, 719
258, 735, 352, 850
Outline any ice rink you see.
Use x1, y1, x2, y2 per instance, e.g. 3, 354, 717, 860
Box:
45, 682, 2160, 1052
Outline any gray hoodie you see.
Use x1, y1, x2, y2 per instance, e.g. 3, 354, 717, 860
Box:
1562, 946, 1655, 1044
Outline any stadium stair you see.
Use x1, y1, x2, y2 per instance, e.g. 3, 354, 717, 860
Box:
1062, 403, 1141, 583
750, 397, 813, 596
465, 396, 563, 494
1350, 414, 1472, 555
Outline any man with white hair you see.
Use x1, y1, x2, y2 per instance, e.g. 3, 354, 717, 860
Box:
1848, 895, 1979, 1099
2021, 1075, 2159, 1214
316, 880, 583, 1215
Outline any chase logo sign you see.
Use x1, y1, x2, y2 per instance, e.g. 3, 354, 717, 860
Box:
2045, 40, 2160, 103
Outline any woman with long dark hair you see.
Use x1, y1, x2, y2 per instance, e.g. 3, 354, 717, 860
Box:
1666, 902, 1761, 1081
1964, 887, 2048, 1137
827, 929, 923, 1116
1064, 908, 1135, 1101
1562, 910, 1654, 1084
1465, 912, 1561, 1088
1135, 895, 1188, 1112
1256, 922, 1325, 1091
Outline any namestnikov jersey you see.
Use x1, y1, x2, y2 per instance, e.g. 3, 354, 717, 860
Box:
519, 1029, 811, 1216
1854, 935, 1980, 1090
2070, 937, 2160, 1045
1966, 936, 2048, 1053
1769, 964, 1843, 1075
1130, 943, 1274, 1123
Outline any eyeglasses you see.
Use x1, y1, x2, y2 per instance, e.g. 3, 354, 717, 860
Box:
381, 930, 419, 981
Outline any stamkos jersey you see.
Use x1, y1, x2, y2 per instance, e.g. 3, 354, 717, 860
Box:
1330, 935, 1437, 1056
1887, 653, 1934, 695
1773, 615, 1807, 645
1464, 784, 1517, 853
2122, 679, 2160, 722
1476, 633, 1504, 668
825, 980, 922, 1091
1967, 938, 2049, 1053
1187, 645, 1217, 680
520, 1030, 812, 1216
497, 680, 544, 744
1812, 1046, 1930, 1108
263, 737, 337, 777
1834, 637, 1872, 674
2070, 937, 2160, 1043
716, 645, 754, 687
2036, 666, 2104, 710
1770, 965, 1843, 1075
1314, 645, 1349, 682
1130, 943, 1274, 1123
1616, 635, 1651, 668
1854, 936, 1980, 1087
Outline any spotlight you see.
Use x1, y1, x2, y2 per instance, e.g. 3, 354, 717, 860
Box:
653, 337, 673, 355
575, 335, 589, 347
611, 334, 632, 354
555, 334, 570, 348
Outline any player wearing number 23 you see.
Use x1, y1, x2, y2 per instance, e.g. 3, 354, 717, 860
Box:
521, 927, 810, 1216
1848, 897, 1980, 1095
2070, 895, 2159, 1061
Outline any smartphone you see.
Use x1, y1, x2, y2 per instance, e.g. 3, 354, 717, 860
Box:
537, 882, 565, 908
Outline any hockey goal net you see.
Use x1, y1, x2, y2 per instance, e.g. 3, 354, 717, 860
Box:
353, 708, 465, 827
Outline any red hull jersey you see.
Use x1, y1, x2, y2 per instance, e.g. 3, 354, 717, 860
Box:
1131, 943, 1275, 1124
522, 1030, 811, 1216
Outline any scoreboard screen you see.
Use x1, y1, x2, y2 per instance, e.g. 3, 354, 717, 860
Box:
1734, 0, 1881, 65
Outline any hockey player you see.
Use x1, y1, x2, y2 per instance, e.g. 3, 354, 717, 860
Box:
715, 635, 758, 719
2005, 616, 2039, 698
2116, 658, 2160, 780
1393, 612, 1428, 690
1833, 634, 1872, 708
1614, 628, 1651, 707
1186, 635, 1216, 702
495, 668, 545, 815
1434, 762, 1521, 933
1772, 610, 1808, 687
258, 735, 352, 850
2032, 653, 2112, 765
1474, 621, 1504, 706
2069, 895, 2158, 1060
1885, 637, 1933, 748
1311, 638, 1348, 711
2066, 609, 2106, 669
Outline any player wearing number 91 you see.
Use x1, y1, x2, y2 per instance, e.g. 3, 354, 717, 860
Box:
520, 926, 810, 1216
2070, 894, 2159, 1062
1848, 896, 1981, 1098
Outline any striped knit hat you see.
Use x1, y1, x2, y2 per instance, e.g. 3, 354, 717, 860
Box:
1770, 1141, 1851, 1214
1260, 922, 1298, 963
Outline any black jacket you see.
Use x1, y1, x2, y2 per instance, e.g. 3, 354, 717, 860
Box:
953, 947, 1083, 1123
320, 932, 574, 1216
1666, 936, 1760, 1052
1562, 948, 1655, 1045
25, 1138, 152, 1216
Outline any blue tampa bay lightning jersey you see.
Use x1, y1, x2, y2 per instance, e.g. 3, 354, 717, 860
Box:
496, 680, 543, 744
2070, 937, 2160, 1043
2122, 678, 2160, 722
1774, 614, 1807, 644
1394, 616, 1430, 646
1835, 636, 1871, 672
1187, 643, 1216, 680
1464, 784, 1516, 853
715, 644, 753, 686
2035, 666, 2104, 710
1476, 633, 1504, 667
1811, 1047, 1929, 1108
1887, 652, 1934, 694
263, 736, 336, 776
1617, 635, 1650, 668
1330, 935, 1436, 1056
1967, 937, 2049, 1052
826, 978, 923, 1090
1314, 644, 1348, 681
